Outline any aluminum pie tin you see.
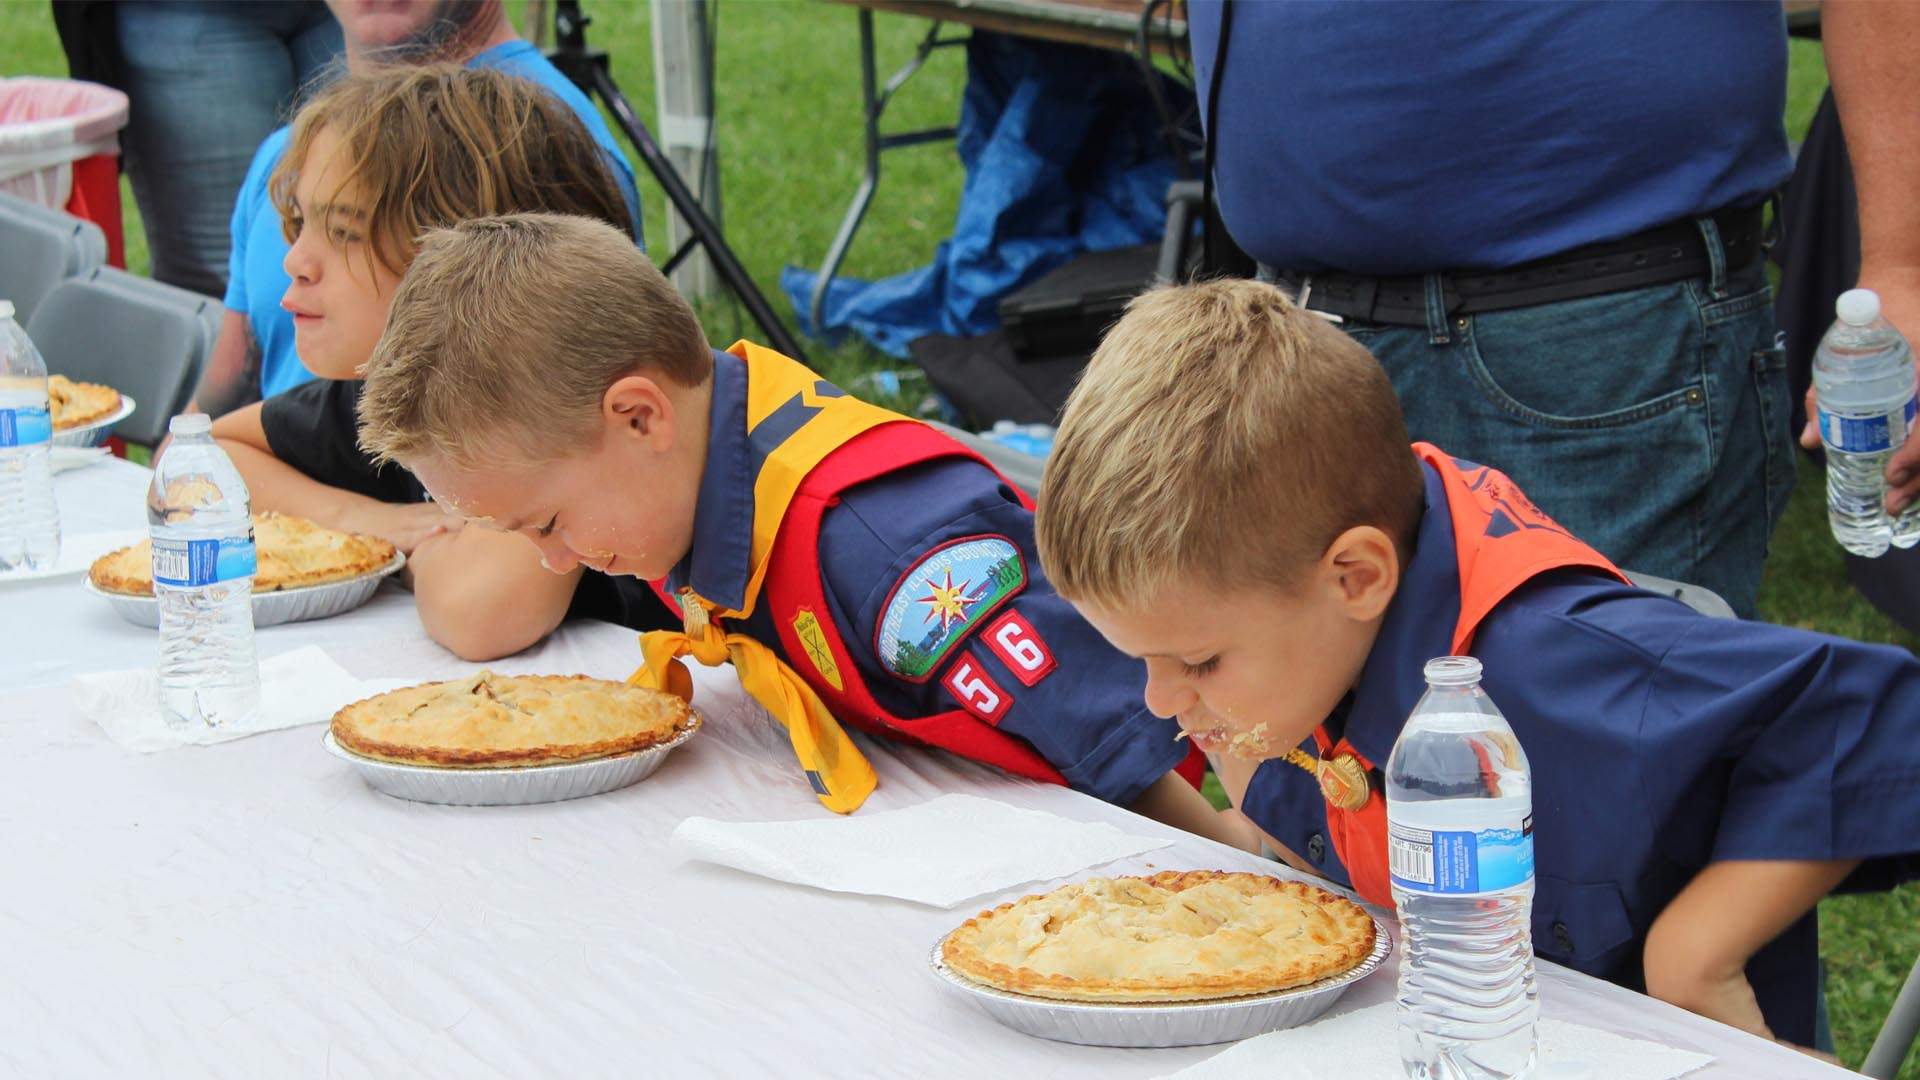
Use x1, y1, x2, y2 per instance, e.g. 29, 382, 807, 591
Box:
84, 549, 406, 629
928, 912, 1392, 1048
322, 712, 702, 806
52, 395, 137, 448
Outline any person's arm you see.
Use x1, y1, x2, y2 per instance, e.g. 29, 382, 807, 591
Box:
1126, 771, 1261, 852
190, 310, 264, 420
1211, 749, 1317, 873
1643, 858, 1859, 1049
1813, 2, 1920, 510
408, 526, 586, 661
211, 402, 456, 553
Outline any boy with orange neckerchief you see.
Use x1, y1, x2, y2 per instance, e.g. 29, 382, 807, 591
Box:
1033, 278, 1920, 1051
353, 213, 1226, 837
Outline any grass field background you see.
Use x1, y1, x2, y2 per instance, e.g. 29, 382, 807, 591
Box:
2, 6, 1913, 1073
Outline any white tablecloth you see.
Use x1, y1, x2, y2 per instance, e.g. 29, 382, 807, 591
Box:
0, 459, 1855, 1078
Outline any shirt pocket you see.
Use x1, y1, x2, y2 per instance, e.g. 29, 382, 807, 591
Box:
1532, 876, 1639, 976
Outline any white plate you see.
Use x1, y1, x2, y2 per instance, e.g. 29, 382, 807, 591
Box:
928, 912, 1392, 1048
322, 713, 703, 806
51, 395, 136, 448
84, 549, 406, 628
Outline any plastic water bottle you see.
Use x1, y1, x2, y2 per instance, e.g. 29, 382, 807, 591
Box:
1813, 288, 1920, 557
0, 301, 61, 574
149, 414, 259, 730
1388, 656, 1538, 1080
981, 420, 1056, 458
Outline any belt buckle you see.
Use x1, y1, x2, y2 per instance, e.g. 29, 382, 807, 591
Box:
1293, 275, 1345, 325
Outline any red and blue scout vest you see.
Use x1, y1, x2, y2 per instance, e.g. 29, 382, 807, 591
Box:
632, 342, 1070, 814
1319, 444, 1627, 908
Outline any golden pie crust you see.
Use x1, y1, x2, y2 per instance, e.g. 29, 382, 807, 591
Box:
330, 671, 696, 769
48, 374, 122, 430
87, 510, 397, 596
940, 871, 1376, 1003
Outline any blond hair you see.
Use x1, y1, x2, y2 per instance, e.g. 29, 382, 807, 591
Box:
359, 212, 713, 469
269, 64, 634, 279
1036, 279, 1423, 607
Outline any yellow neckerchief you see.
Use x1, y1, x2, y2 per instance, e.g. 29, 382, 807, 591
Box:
629, 341, 905, 813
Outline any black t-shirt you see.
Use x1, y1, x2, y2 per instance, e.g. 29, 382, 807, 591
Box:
259, 380, 674, 631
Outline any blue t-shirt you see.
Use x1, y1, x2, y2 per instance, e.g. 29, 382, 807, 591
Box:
224, 40, 643, 399
1190, 0, 1793, 275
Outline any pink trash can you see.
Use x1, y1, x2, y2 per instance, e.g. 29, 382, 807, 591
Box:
0, 77, 131, 268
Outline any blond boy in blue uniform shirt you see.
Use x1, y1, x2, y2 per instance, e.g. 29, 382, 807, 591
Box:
1034, 279, 1920, 1051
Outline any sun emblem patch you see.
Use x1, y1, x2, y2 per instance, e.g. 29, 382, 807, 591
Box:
875, 536, 1026, 682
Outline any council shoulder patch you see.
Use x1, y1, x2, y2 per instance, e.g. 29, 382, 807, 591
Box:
875, 535, 1026, 683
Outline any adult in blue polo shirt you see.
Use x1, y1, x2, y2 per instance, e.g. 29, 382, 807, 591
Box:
1190, 1, 1792, 617
185, 0, 641, 417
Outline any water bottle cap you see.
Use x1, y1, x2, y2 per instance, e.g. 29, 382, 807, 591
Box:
0, 300, 12, 320
1837, 288, 1881, 327
1423, 655, 1482, 686
169, 413, 213, 436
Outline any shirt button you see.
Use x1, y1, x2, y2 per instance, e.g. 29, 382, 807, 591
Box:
1552, 922, 1575, 955
1306, 833, 1326, 863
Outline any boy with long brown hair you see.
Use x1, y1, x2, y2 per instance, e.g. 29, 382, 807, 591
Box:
210, 66, 670, 659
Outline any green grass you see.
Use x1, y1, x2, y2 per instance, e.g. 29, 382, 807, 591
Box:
4, 6, 1915, 1073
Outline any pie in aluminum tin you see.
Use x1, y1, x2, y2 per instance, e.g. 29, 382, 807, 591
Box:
48, 374, 122, 430
330, 671, 695, 770
88, 511, 398, 596
939, 870, 1377, 1003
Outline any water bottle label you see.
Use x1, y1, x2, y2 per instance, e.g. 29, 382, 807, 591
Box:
1819, 398, 1917, 454
0, 407, 52, 447
152, 535, 258, 587
1388, 814, 1534, 895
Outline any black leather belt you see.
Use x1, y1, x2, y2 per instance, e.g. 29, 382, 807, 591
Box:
1270, 203, 1768, 327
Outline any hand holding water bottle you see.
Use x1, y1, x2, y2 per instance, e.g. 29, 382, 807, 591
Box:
1807, 289, 1920, 556
1802, 275, 1920, 515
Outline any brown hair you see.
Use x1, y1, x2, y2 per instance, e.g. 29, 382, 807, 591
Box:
358, 212, 713, 470
1035, 279, 1424, 607
269, 63, 633, 279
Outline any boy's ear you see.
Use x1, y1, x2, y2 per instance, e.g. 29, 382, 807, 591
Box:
1319, 525, 1400, 621
603, 375, 675, 450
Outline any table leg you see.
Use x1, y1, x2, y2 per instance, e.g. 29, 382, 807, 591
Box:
808, 11, 962, 335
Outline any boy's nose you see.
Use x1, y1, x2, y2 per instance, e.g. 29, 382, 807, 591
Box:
529, 533, 581, 574
283, 231, 319, 284
1142, 663, 1195, 720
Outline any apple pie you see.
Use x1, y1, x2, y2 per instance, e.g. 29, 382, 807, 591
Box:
48, 374, 122, 430
941, 871, 1376, 1002
88, 510, 397, 595
330, 671, 697, 768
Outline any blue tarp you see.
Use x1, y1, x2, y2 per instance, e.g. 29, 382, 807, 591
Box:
782, 32, 1192, 358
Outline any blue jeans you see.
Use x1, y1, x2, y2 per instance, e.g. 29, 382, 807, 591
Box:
116, 1, 343, 298
1319, 225, 1793, 618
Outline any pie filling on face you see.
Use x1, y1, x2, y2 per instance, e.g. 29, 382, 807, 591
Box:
88, 511, 397, 596
330, 671, 697, 769
48, 374, 123, 430
940, 871, 1376, 1003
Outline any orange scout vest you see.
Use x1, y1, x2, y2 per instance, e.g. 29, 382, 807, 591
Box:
637, 342, 1070, 814
1320, 444, 1627, 908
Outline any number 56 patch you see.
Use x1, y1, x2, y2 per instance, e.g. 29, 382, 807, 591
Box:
942, 650, 1011, 725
